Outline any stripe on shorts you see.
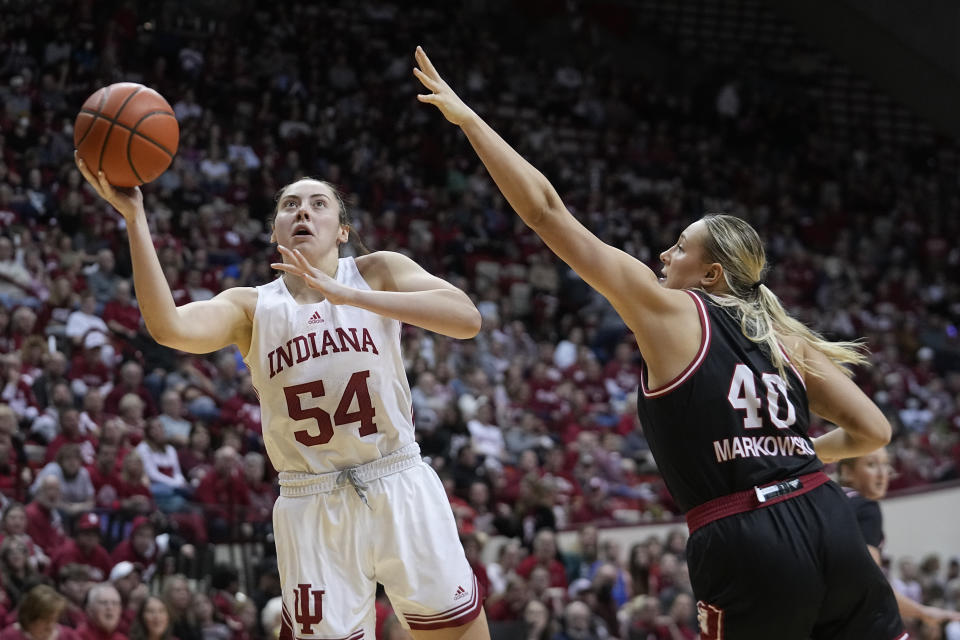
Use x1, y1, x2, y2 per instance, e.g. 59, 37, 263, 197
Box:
403, 575, 483, 630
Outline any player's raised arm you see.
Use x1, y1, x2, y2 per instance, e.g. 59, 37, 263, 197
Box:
413, 47, 682, 330
75, 154, 252, 354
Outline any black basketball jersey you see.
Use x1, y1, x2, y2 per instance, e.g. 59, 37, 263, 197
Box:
844, 488, 885, 548
636, 290, 823, 512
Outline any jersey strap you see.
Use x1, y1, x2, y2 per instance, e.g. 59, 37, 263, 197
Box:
685, 470, 830, 534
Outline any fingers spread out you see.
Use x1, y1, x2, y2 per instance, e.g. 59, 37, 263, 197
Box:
415, 46, 440, 80
275, 246, 317, 279
413, 67, 438, 92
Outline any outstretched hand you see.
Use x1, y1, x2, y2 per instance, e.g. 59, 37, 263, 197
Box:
413, 46, 475, 126
271, 246, 356, 305
74, 151, 144, 222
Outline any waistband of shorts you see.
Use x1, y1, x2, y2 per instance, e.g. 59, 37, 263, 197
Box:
685, 470, 830, 535
278, 443, 422, 497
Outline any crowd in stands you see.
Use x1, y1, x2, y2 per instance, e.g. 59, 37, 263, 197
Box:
1, 0, 959, 638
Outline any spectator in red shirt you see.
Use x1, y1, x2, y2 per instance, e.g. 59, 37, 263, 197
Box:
1, 353, 39, 424
48, 512, 111, 583
116, 393, 147, 446
68, 332, 113, 400
87, 441, 120, 499
43, 408, 95, 466
242, 452, 275, 530
98, 417, 133, 456
0, 433, 27, 502
485, 574, 530, 622
109, 517, 158, 580
209, 563, 244, 635
194, 445, 250, 543
104, 361, 156, 418
102, 279, 142, 354
24, 475, 66, 558
516, 529, 568, 589
78, 389, 108, 439
218, 373, 261, 438
77, 583, 125, 640
568, 478, 614, 526
0, 584, 81, 640
176, 423, 212, 483
108, 451, 154, 519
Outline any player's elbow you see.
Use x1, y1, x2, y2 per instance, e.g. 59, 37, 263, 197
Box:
453, 307, 482, 339
853, 414, 892, 452
871, 417, 892, 447
147, 322, 184, 351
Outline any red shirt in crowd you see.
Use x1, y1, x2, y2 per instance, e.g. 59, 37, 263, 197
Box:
48, 538, 113, 582
219, 391, 261, 435
102, 299, 141, 334
44, 432, 97, 465
75, 623, 126, 640
24, 501, 66, 557
104, 384, 157, 417
515, 555, 568, 589
68, 353, 113, 390
194, 468, 251, 521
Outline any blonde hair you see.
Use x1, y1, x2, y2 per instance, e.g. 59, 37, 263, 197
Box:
698, 214, 868, 382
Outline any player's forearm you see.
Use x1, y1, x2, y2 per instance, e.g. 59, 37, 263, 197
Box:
459, 112, 565, 229
892, 589, 928, 621
345, 288, 481, 339
812, 427, 887, 463
124, 211, 181, 343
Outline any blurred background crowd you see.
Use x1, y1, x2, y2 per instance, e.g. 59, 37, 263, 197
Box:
1, 0, 959, 638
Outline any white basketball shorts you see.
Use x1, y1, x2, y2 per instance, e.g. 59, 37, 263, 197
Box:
275, 444, 482, 639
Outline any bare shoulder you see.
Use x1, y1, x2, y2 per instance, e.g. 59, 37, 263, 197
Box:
355, 251, 424, 290
217, 286, 259, 318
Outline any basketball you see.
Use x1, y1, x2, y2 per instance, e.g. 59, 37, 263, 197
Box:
74, 82, 180, 187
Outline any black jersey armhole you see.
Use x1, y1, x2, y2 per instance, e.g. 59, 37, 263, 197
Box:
639, 290, 712, 398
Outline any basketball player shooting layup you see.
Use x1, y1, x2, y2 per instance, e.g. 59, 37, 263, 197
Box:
74, 154, 491, 640
413, 46, 907, 639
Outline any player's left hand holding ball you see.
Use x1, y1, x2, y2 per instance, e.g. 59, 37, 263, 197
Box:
74, 151, 145, 223
413, 46, 475, 125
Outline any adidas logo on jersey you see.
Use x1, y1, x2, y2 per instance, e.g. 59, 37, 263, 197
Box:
307, 311, 324, 325
453, 585, 467, 601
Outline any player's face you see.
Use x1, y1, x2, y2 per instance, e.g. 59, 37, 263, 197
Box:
273, 180, 348, 253
849, 448, 892, 500
659, 220, 715, 290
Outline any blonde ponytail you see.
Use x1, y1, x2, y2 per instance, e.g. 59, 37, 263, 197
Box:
699, 215, 869, 383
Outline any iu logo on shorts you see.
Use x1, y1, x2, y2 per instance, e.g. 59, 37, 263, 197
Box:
293, 584, 325, 635
697, 601, 724, 639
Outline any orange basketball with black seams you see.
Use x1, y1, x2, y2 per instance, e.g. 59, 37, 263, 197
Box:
74, 82, 180, 187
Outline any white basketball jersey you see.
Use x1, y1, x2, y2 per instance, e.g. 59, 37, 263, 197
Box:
245, 257, 415, 473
